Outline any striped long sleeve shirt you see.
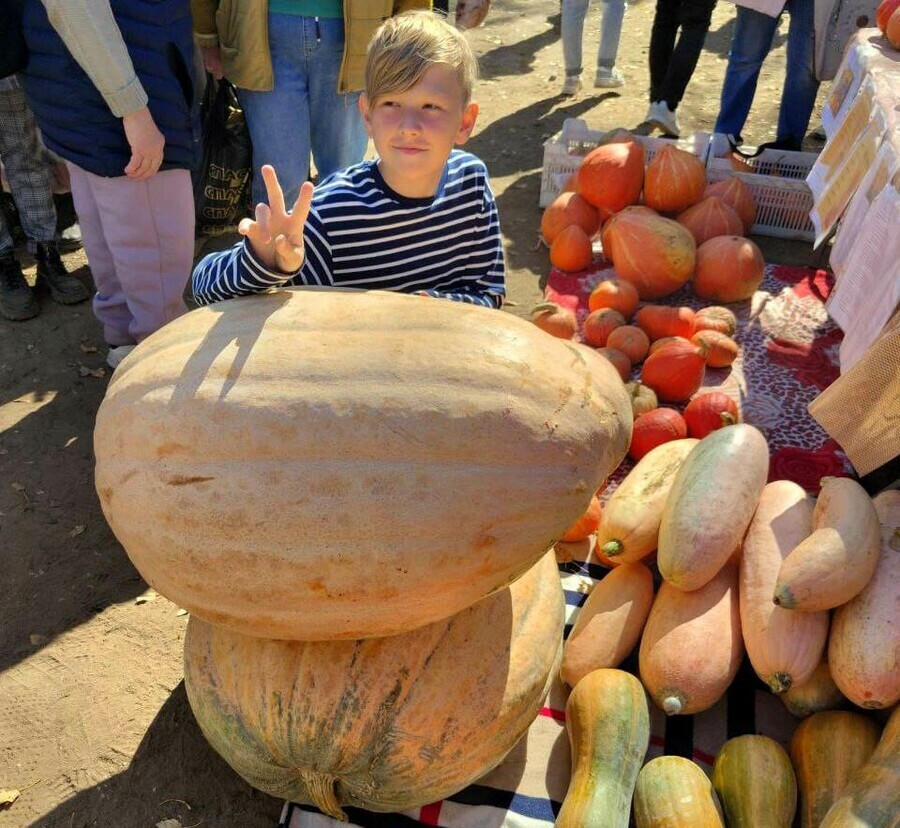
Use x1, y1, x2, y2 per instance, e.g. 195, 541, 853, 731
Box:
192, 150, 506, 309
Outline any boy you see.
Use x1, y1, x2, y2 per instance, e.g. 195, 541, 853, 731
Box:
192, 12, 505, 309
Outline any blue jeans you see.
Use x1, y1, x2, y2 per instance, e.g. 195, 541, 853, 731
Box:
236, 14, 368, 207
714, 0, 820, 147
561, 0, 627, 76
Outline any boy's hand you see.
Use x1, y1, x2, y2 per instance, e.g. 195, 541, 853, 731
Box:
239, 165, 313, 273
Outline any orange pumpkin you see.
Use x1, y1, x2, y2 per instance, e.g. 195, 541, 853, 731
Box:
602, 207, 696, 299
704, 178, 757, 233
683, 392, 740, 438
583, 308, 626, 348
576, 140, 645, 216
531, 302, 577, 339
595, 346, 632, 381
878, 0, 900, 32
629, 408, 689, 461
587, 278, 640, 320
693, 305, 738, 337
560, 494, 603, 542
677, 197, 744, 246
541, 192, 601, 245
692, 330, 740, 367
634, 305, 696, 341
693, 236, 765, 302
640, 339, 707, 402
550, 224, 594, 272
888, 6, 900, 45
648, 335, 692, 355
644, 146, 707, 213
606, 325, 650, 364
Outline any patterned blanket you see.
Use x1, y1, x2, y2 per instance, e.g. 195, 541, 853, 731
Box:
280, 262, 849, 828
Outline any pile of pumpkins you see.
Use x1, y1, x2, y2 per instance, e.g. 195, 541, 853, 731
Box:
540, 132, 766, 305
553, 421, 899, 826
878, 0, 900, 48
92, 287, 638, 819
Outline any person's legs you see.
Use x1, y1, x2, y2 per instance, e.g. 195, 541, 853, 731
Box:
714, 5, 780, 141
307, 17, 368, 183
655, 0, 716, 109
562, 0, 591, 86
648, 0, 680, 102
597, 0, 626, 69
777, 0, 819, 147
236, 14, 311, 207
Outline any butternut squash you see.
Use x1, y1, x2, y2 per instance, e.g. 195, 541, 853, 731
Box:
93, 288, 632, 640
634, 755, 725, 828
556, 668, 650, 828
596, 438, 699, 562
658, 424, 769, 591
639, 560, 743, 715
780, 657, 847, 719
712, 735, 797, 828
828, 489, 900, 709
561, 562, 655, 687
790, 710, 882, 828
820, 705, 900, 827
740, 481, 828, 694
774, 477, 881, 611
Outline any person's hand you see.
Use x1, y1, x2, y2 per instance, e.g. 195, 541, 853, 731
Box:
201, 45, 224, 80
239, 165, 314, 272
122, 107, 165, 180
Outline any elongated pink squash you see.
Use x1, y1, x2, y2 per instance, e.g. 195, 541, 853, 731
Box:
740, 481, 828, 694
184, 551, 564, 819
828, 489, 900, 709
561, 562, 655, 687
774, 477, 881, 611
94, 289, 631, 640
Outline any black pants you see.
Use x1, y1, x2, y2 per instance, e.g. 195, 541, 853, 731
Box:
649, 0, 717, 110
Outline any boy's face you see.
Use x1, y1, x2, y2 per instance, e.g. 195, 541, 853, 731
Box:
360, 65, 479, 199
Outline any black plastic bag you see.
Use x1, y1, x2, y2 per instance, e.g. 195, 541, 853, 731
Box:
0, 0, 28, 80
193, 75, 253, 237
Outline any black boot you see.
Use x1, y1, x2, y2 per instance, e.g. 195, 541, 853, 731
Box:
34, 240, 91, 305
0, 251, 39, 321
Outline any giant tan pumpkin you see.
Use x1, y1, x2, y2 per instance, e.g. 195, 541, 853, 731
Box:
94, 288, 631, 639
184, 551, 565, 819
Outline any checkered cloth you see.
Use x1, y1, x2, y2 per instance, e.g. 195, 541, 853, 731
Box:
279, 263, 847, 828
0, 79, 57, 252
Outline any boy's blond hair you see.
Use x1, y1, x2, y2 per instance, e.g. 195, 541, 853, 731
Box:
365, 12, 478, 105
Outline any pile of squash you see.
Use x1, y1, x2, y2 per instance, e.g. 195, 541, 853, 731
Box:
92, 287, 636, 818
540, 131, 766, 305
554, 424, 899, 826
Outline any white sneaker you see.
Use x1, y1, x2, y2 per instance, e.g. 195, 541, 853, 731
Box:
107, 344, 136, 370
647, 100, 681, 138
561, 75, 582, 96
594, 67, 625, 88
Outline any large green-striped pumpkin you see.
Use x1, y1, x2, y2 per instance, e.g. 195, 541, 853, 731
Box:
94, 288, 631, 640
183, 550, 564, 819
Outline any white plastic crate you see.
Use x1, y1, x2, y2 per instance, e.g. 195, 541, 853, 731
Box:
539, 118, 711, 208
706, 133, 819, 242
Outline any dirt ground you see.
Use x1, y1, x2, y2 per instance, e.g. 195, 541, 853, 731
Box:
0, 3, 828, 826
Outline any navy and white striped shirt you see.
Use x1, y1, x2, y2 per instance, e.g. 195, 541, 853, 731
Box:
192, 150, 506, 309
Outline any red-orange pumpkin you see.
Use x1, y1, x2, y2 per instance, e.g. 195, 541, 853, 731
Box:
677, 197, 744, 246
541, 192, 601, 245
602, 206, 696, 299
693, 305, 738, 337
587, 278, 640, 320
705, 178, 757, 233
629, 408, 689, 461
595, 346, 632, 381
634, 305, 696, 341
531, 302, 577, 339
606, 325, 650, 364
683, 392, 740, 438
576, 140, 645, 217
644, 146, 707, 213
648, 335, 692, 355
693, 236, 765, 302
878, 0, 900, 32
560, 494, 603, 542
550, 224, 594, 272
888, 6, 900, 45
583, 308, 626, 348
640, 339, 707, 402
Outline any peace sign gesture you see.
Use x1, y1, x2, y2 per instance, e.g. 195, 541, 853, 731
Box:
239, 165, 314, 273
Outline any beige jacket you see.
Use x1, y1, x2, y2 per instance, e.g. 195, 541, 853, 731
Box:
191, 0, 432, 93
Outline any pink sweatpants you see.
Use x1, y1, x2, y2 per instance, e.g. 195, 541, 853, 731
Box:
66, 163, 194, 346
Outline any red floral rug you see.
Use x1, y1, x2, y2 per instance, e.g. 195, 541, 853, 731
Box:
545, 261, 853, 493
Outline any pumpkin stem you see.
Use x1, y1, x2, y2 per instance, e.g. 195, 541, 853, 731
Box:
531, 301, 561, 316
601, 539, 624, 557
772, 584, 795, 609
299, 770, 347, 822
662, 695, 683, 716
720, 412, 737, 427
767, 672, 792, 694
